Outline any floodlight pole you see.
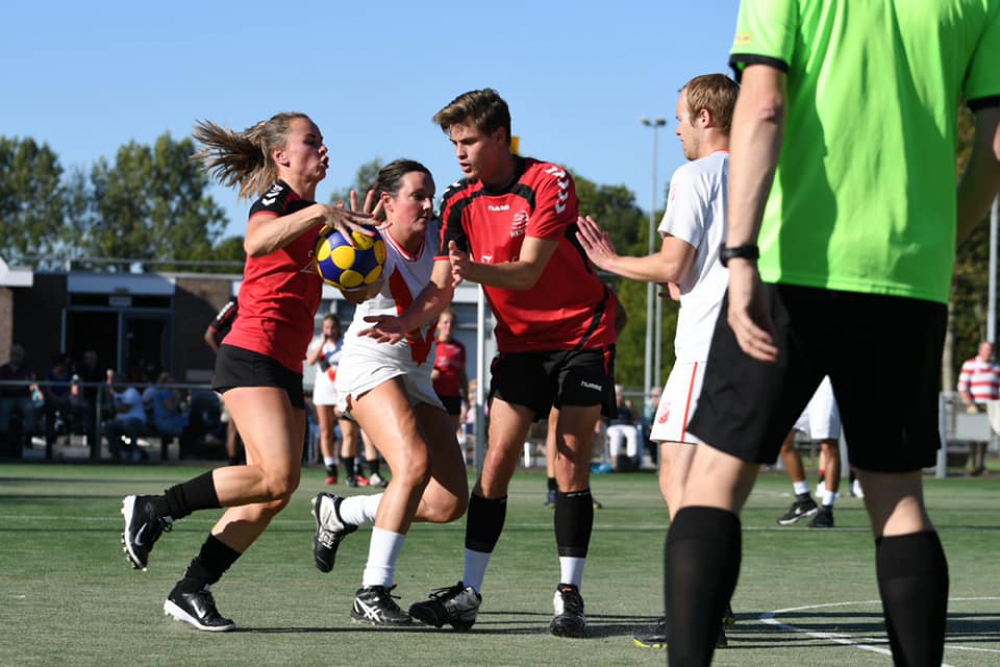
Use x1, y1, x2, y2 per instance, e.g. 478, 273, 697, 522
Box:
640, 117, 667, 399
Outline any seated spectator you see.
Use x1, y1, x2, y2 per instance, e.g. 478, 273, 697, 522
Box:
73, 350, 107, 447
144, 372, 200, 458
0, 343, 42, 455
42, 353, 78, 448
102, 370, 147, 462
606, 384, 640, 471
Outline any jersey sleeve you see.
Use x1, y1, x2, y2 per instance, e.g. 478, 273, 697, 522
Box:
729, 0, 799, 80
965, 6, 1000, 109
657, 164, 706, 248
527, 164, 579, 240
248, 182, 291, 220
437, 181, 471, 258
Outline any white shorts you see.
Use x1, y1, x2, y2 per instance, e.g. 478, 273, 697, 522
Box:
312, 368, 339, 406
335, 350, 443, 415
649, 361, 705, 445
793, 376, 841, 440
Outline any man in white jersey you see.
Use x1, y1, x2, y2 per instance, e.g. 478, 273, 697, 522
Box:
576, 73, 739, 650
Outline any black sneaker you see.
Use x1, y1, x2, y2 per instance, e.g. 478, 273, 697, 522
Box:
311, 493, 358, 573
350, 585, 412, 626
550, 583, 587, 638
776, 494, 819, 525
633, 616, 668, 648
809, 506, 834, 528
632, 617, 729, 649
163, 584, 236, 632
409, 582, 481, 631
121, 495, 172, 570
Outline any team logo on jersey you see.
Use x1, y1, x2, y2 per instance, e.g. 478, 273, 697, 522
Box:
262, 183, 283, 207
657, 403, 670, 424
481, 255, 494, 264
511, 210, 529, 237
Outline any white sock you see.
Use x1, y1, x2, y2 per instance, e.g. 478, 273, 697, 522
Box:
822, 491, 838, 507
793, 480, 811, 496
338, 493, 382, 526
323, 456, 337, 468
559, 557, 586, 589
462, 549, 493, 593
361, 527, 406, 588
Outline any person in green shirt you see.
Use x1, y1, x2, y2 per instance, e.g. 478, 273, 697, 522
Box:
663, 2, 1000, 665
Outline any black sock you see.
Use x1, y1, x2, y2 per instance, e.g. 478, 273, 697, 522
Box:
664, 506, 741, 666
876, 531, 949, 667
325, 463, 338, 476
367, 458, 380, 476
161, 470, 220, 521
465, 494, 507, 553
176, 534, 242, 592
340, 455, 356, 478
547, 476, 558, 492
554, 490, 594, 558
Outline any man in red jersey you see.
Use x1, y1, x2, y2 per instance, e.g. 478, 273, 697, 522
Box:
363, 89, 617, 637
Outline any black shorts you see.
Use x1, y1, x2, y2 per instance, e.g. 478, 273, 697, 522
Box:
437, 395, 463, 416
213, 345, 306, 410
489, 346, 617, 421
688, 284, 945, 473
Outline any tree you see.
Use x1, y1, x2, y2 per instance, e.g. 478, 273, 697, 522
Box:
75, 133, 228, 269
947, 105, 996, 388
0, 137, 65, 266
328, 158, 384, 205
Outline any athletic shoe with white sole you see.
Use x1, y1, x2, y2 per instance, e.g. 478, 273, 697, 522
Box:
163, 584, 236, 632
809, 506, 834, 528
121, 495, 172, 570
368, 472, 389, 488
550, 583, 587, 638
409, 582, 481, 631
311, 493, 358, 573
350, 585, 412, 626
776, 494, 819, 525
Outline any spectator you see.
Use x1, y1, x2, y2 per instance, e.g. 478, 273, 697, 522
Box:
103, 370, 147, 462
431, 308, 469, 442
606, 385, 639, 472
0, 343, 41, 454
204, 297, 244, 466
145, 372, 200, 459
957, 340, 1000, 476
73, 350, 107, 448
42, 353, 76, 450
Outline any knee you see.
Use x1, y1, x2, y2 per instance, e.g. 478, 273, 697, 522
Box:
391, 448, 431, 490
261, 468, 300, 502
425, 490, 468, 523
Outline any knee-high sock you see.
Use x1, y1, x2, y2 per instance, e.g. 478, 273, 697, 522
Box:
664, 506, 741, 667
876, 531, 949, 667
462, 494, 507, 592
177, 534, 241, 592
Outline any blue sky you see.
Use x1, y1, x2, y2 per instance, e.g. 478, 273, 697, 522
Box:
5, 1, 739, 241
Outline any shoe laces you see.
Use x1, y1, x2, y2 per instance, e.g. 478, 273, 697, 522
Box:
557, 586, 584, 615
428, 582, 468, 601
367, 585, 403, 610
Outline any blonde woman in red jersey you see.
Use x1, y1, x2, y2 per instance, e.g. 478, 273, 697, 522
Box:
119, 112, 372, 632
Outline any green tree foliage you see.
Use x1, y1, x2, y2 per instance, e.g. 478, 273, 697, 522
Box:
0, 137, 65, 265
949, 105, 996, 385
572, 170, 678, 398
73, 134, 228, 269
328, 158, 384, 206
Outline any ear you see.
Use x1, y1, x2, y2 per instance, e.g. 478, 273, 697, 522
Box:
492, 126, 509, 145
697, 107, 713, 128
272, 146, 289, 168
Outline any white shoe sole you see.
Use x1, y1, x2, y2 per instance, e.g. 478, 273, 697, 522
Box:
163, 599, 236, 632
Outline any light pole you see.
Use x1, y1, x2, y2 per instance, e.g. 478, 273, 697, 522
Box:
640, 117, 667, 402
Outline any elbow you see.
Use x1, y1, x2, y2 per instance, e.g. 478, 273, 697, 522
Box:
755, 98, 785, 127
243, 239, 269, 258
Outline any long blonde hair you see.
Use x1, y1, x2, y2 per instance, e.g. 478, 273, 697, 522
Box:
192, 112, 310, 200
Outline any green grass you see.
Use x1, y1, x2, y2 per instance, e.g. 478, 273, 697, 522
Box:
0, 462, 997, 666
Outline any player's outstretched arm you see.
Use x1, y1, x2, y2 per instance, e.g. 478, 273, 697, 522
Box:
957, 106, 1000, 243
577, 215, 694, 285
450, 236, 558, 290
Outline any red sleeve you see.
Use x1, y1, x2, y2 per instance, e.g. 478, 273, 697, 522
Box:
527, 165, 578, 241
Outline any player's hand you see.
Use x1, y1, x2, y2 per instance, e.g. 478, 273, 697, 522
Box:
357, 315, 408, 345
448, 240, 473, 287
726, 261, 778, 362
575, 215, 617, 270
320, 201, 376, 246
658, 282, 681, 301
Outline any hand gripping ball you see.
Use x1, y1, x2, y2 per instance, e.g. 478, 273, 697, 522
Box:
314, 228, 387, 289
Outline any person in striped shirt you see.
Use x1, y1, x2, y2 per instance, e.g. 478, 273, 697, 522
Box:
958, 341, 1000, 476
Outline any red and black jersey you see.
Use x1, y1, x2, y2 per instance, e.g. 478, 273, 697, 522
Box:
224, 180, 323, 373
432, 338, 466, 398
207, 297, 238, 346
437, 156, 617, 353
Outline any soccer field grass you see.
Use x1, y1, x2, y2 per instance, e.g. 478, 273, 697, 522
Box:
1, 462, 997, 667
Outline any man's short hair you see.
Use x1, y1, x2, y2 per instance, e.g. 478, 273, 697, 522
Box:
433, 88, 512, 144
682, 74, 740, 134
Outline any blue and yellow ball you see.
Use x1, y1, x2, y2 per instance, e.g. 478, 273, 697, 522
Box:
314, 228, 387, 289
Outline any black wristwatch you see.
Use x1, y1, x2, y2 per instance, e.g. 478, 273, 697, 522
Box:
719, 243, 760, 267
